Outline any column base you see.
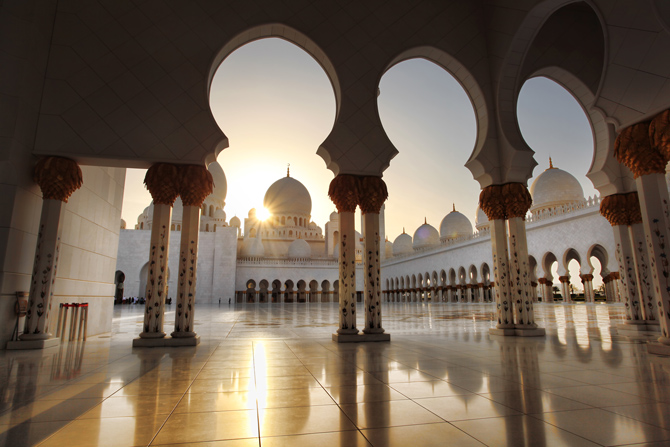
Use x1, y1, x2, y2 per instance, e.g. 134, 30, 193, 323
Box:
133, 335, 200, 347
489, 327, 546, 337
332, 332, 391, 343
617, 322, 661, 336
170, 331, 197, 338
647, 342, 670, 356
362, 328, 385, 335
6, 337, 60, 350
138, 331, 167, 339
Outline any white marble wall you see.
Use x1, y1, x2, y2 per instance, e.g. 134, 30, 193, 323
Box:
117, 226, 238, 304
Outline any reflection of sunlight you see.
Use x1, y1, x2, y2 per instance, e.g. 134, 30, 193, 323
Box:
556, 306, 567, 345
251, 342, 268, 410
257, 207, 271, 221
596, 305, 612, 351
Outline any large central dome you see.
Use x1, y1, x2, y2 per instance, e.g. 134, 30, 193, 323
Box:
530, 160, 585, 213
263, 175, 312, 216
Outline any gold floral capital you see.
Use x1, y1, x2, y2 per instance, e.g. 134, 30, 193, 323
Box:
650, 109, 670, 161
600, 192, 642, 226
179, 165, 213, 207
328, 174, 359, 213
358, 176, 388, 214
479, 183, 531, 220
144, 163, 180, 205
615, 121, 666, 178
479, 185, 506, 220
33, 156, 83, 203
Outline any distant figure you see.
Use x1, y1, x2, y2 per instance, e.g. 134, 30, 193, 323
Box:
218, 298, 221, 305
228, 297, 231, 305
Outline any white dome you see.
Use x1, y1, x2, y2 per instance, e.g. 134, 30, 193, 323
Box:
214, 209, 226, 221
385, 239, 394, 258
240, 237, 264, 257
230, 216, 241, 227
393, 232, 413, 256
329, 211, 339, 221
475, 206, 489, 230
264, 176, 312, 216
413, 222, 440, 249
208, 161, 227, 201
248, 208, 257, 219
530, 162, 585, 212
440, 210, 473, 239
288, 238, 311, 258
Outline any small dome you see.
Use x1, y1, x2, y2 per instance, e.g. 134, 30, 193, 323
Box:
208, 161, 227, 201
440, 208, 473, 239
413, 221, 440, 249
248, 208, 257, 219
288, 238, 311, 258
393, 231, 413, 256
385, 239, 393, 258
120, 219, 126, 229
329, 211, 339, 221
475, 206, 489, 230
309, 221, 317, 229
530, 160, 585, 212
214, 209, 226, 221
230, 216, 241, 227
240, 237, 264, 257
264, 175, 312, 216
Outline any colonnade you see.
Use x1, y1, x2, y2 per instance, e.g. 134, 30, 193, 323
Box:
384, 283, 494, 303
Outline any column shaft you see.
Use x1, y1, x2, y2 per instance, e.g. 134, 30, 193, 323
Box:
21, 199, 66, 340
363, 212, 384, 333
613, 224, 644, 321
172, 205, 200, 338
636, 173, 670, 344
337, 211, 357, 334
507, 216, 536, 327
629, 222, 659, 322
490, 219, 514, 328
139, 203, 172, 338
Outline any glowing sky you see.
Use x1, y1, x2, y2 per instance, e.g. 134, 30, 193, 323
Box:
121, 38, 599, 288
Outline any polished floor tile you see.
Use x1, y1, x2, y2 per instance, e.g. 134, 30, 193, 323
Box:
0, 303, 667, 447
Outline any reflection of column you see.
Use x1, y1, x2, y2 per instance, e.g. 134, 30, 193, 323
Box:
329, 175, 359, 338
478, 283, 484, 303
171, 165, 213, 343
16, 157, 83, 348
614, 114, 670, 352
558, 276, 571, 302
359, 176, 388, 337
136, 164, 180, 344
480, 185, 514, 331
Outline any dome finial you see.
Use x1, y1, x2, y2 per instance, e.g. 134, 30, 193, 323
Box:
452, 203, 456, 212
549, 157, 555, 169
424, 217, 427, 225
287, 163, 290, 177
402, 227, 406, 234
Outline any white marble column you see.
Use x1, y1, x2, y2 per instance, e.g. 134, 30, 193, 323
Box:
507, 216, 536, 328
338, 211, 357, 333
18, 157, 82, 348
558, 277, 571, 303
362, 212, 385, 334
635, 173, 670, 346
135, 163, 180, 345
580, 275, 594, 303
172, 206, 201, 339
630, 220, 659, 323
490, 219, 514, 329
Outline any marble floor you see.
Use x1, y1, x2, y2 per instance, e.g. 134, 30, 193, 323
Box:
1, 303, 669, 446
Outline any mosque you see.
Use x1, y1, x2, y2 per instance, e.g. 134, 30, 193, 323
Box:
116, 158, 621, 311
3, 1, 670, 445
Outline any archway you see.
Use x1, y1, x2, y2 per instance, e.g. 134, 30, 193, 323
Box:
114, 270, 125, 304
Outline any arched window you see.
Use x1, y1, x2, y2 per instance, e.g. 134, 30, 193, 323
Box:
209, 205, 214, 217
213, 224, 217, 232
140, 222, 144, 229
171, 224, 175, 231
281, 216, 286, 225
289, 230, 293, 236
206, 224, 209, 231
177, 225, 181, 231
299, 217, 303, 226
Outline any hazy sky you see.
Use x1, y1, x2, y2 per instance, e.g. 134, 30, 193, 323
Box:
121, 38, 599, 287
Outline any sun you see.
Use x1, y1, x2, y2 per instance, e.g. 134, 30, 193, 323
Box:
257, 207, 271, 221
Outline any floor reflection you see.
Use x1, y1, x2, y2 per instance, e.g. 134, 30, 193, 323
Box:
0, 302, 668, 446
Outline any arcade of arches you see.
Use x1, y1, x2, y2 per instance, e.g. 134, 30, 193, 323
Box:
3, 2, 670, 446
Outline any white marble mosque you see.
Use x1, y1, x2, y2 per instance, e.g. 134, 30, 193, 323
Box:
116, 159, 620, 310
4, 2, 670, 446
